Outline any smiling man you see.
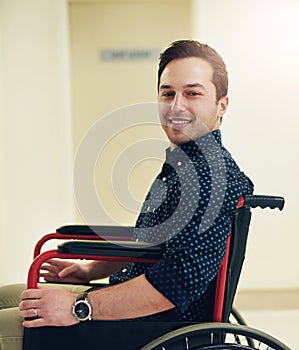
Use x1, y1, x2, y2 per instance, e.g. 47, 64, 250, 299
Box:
159, 56, 228, 148
0, 40, 253, 350
158, 41, 229, 149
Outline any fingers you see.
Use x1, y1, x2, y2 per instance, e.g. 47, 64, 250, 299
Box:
20, 289, 41, 312
40, 261, 62, 280
22, 317, 44, 328
19, 289, 42, 326
40, 272, 62, 283
40, 263, 58, 274
19, 307, 40, 320
57, 264, 77, 278
40, 260, 75, 282
41, 259, 72, 273
39, 260, 88, 284
20, 288, 42, 300
19, 306, 45, 328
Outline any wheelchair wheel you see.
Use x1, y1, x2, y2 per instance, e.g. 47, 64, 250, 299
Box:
141, 322, 291, 350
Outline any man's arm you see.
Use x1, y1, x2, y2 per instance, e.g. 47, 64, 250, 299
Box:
89, 274, 175, 320
20, 274, 175, 327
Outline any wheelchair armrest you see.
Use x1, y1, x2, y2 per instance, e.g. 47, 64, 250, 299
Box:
33, 226, 134, 258
58, 240, 164, 260
56, 225, 135, 238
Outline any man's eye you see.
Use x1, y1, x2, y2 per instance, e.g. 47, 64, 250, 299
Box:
187, 91, 201, 96
161, 92, 174, 98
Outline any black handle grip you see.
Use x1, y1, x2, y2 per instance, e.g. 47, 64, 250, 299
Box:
244, 195, 285, 211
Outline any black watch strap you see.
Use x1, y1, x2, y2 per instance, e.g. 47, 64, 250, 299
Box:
76, 291, 89, 302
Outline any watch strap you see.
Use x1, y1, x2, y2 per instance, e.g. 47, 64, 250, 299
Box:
76, 291, 89, 302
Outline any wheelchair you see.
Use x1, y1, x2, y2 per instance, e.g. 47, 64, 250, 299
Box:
23, 195, 291, 350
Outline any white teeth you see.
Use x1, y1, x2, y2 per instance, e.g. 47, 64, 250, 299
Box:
170, 119, 191, 125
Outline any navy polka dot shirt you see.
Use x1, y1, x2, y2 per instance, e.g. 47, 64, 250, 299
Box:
110, 130, 253, 322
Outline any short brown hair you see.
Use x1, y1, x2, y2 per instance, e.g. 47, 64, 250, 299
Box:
158, 40, 228, 101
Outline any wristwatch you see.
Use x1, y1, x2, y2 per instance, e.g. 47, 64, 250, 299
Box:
72, 292, 93, 321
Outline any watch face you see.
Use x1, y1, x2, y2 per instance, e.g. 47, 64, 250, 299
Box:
73, 300, 91, 321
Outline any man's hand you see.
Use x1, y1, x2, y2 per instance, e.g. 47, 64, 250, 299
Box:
19, 288, 79, 328
40, 259, 126, 284
40, 259, 91, 284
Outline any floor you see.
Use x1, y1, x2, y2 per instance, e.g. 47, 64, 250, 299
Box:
239, 309, 298, 349
233, 289, 299, 349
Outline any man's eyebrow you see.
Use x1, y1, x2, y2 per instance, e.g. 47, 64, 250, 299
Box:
159, 84, 172, 90
159, 83, 206, 90
184, 83, 206, 89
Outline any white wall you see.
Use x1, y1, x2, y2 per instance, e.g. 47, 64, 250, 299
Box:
192, 0, 299, 290
0, 0, 73, 284
0, 0, 298, 291
69, 0, 191, 226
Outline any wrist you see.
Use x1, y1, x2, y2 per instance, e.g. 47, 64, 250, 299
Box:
86, 261, 104, 281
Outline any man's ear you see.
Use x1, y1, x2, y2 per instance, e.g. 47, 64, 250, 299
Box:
218, 96, 229, 118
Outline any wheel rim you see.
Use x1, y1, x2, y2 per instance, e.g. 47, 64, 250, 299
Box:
140, 322, 291, 350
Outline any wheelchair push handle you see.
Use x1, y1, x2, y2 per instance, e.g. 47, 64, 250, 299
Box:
244, 195, 285, 211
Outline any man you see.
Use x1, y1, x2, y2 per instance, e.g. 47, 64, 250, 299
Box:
0, 40, 253, 348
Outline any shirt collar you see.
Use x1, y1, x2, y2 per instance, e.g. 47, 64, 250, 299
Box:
165, 130, 223, 163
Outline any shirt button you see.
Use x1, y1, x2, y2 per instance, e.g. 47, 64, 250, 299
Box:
162, 177, 167, 181
122, 268, 127, 273
177, 161, 182, 166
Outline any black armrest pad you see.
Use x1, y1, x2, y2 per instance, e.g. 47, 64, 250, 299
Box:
56, 225, 134, 237
58, 240, 164, 260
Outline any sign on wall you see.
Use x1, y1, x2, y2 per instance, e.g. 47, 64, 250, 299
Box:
100, 48, 160, 62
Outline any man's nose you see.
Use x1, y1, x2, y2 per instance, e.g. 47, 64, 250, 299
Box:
171, 94, 186, 111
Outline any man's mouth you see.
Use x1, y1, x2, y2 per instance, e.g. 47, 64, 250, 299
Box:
167, 118, 192, 129
169, 119, 191, 125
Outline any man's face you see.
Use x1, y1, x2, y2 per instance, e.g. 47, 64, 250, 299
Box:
158, 57, 228, 149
